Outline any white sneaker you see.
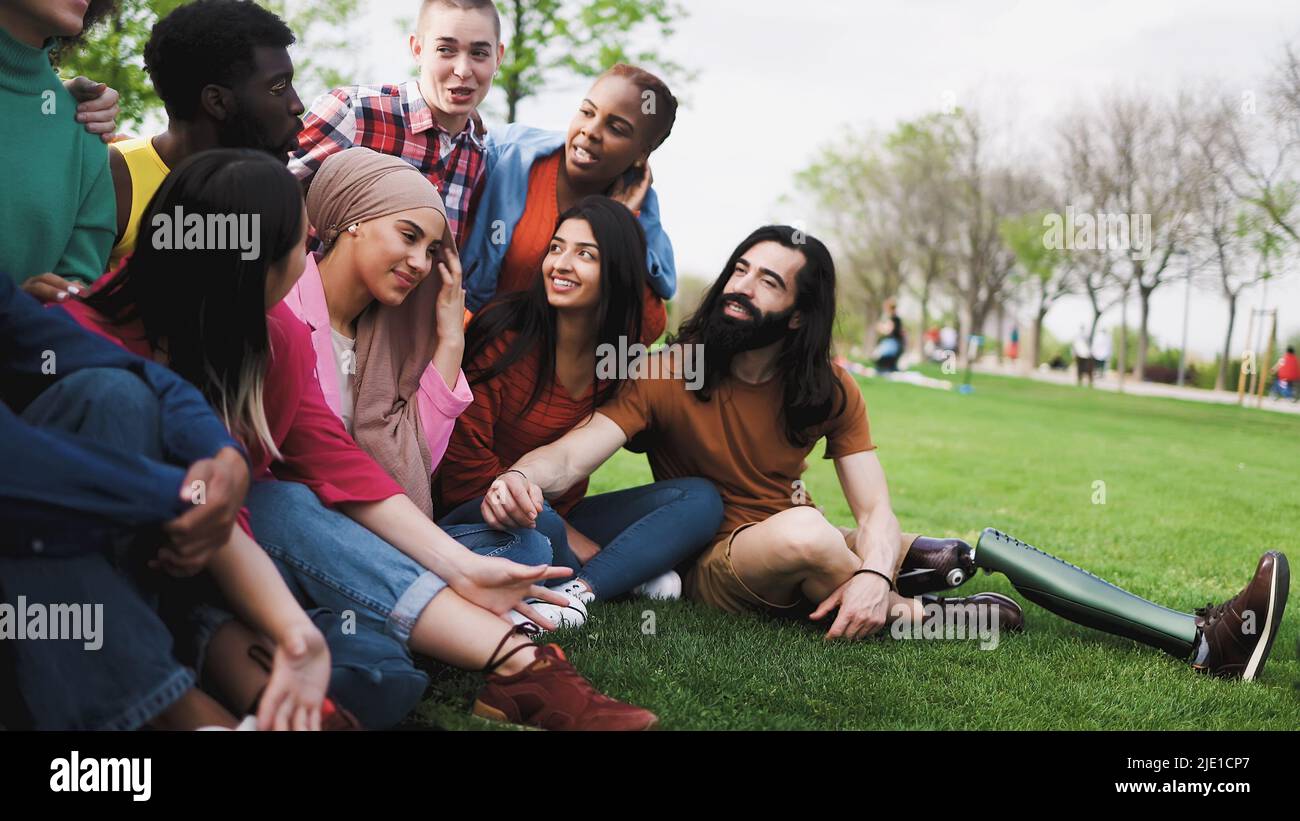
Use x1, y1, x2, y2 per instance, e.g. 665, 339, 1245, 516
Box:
632, 570, 682, 601
509, 589, 588, 631
198, 715, 259, 731
558, 579, 596, 606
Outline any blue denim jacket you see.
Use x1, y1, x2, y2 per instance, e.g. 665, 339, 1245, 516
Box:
0, 274, 242, 556
459, 123, 677, 312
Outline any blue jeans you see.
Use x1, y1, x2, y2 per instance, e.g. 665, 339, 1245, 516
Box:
0, 369, 438, 730
244, 480, 552, 648
440, 478, 723, 599
0, 369, 194, 730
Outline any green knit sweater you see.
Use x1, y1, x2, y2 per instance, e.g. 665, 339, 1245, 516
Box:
0, 26, 115, 286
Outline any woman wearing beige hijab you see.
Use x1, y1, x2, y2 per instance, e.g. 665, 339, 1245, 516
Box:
285, 147, 587, 627
287, 146, 467, 515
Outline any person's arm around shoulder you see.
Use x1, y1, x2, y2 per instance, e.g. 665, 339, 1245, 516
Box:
483, 412, 629, 530
635, 186, 676, 300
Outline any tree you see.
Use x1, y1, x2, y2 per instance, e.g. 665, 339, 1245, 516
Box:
1183, 90, 1290, 390
1226, 43, 1300, 244
795, 131, 908, 354
948, 109, 1031, 363
1090, 90, 1197, 382
886, 114, 961, 352
496, 0, 691, 122
1000, 211, 1072, 369
54, 0, 361, 131
1055, 109, 1123, 364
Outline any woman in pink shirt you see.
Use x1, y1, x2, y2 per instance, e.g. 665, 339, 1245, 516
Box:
70, 148, 659, 731
283, 147, 471, 515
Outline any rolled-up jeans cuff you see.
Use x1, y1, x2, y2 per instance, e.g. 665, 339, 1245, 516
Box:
385, 571, 449, 646
101, 665, 196, 732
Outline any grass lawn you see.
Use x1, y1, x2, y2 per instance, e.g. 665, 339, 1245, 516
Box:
411, 368, 1300, 730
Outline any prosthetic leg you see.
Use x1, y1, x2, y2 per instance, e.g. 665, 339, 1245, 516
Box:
896, 536, 978, 597
972, 527, 1198, 658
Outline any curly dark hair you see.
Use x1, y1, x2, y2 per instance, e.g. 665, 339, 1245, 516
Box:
144, 0, 295, 119
50, 0, 119, 60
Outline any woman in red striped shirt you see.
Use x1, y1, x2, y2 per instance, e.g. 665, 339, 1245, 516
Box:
437, 196, 723, 623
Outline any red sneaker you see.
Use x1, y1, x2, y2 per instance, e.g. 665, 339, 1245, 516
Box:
473, 638, 658, 731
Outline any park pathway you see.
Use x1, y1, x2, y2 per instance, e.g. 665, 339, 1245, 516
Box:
968, 361, 1300, 417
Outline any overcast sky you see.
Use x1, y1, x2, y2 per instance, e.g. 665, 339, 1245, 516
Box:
340, 0, 1300, 359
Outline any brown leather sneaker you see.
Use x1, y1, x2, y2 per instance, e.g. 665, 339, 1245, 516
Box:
1192, 551, 1289, 681
473, 642, 659, 731
920, 591, 1025, 633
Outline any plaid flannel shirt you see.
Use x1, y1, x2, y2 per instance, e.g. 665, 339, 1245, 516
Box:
289, 80, 486, 245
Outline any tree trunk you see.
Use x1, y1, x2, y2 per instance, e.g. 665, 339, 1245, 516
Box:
1033, 304, 1048, 371
1118, 285, 1129, 392
996, 302, 1005, 364
1136, 285, 1153, 382
505, 0, 526, 122
919, 271, 932, 358
863, 295, 877, 356
1216, 292, 1238, 392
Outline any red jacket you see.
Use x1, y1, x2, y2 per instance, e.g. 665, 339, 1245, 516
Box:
1279, 352, 1299, 382
62, 299, 405, 532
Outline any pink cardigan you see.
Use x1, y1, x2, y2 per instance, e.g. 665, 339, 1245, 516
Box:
282, 254, 474, 475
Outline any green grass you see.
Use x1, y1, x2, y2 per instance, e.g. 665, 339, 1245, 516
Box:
411, 368, 1300, 730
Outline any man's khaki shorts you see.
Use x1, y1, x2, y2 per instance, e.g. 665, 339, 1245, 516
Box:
683, 520, 918, 618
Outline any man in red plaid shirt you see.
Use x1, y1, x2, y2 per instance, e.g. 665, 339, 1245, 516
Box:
289, 0, 505, 245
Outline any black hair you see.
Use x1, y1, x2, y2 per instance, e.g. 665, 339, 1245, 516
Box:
670, 225, 846, 447
86, 148, 305, 456
50, 0, 118, 58
144, 0, 295, 120
463, 195, 647, 417
601, 63, 678, 150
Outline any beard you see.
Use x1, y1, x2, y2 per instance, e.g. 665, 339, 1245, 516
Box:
216, 108, 298, 165
703, 293, 794, 355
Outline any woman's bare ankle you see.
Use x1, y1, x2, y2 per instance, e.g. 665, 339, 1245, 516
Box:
493, 640, 541, 676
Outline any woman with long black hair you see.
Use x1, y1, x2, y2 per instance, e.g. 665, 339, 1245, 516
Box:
438, 195, 722, 626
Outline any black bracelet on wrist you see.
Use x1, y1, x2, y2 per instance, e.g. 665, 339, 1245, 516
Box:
497, 468, 528, 484
851, 567, 895, 592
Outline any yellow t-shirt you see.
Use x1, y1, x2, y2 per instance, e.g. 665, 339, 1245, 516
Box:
108, 136, 170, 267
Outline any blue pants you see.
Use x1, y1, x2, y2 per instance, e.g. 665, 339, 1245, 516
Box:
244, 479, 552, 647
440, 478, 723, 599
0, 369, 195, 730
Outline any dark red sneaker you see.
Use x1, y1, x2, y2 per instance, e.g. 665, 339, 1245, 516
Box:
320, 698, 362, 731
473, 643, 658, 731
1192, 551, 1289, 681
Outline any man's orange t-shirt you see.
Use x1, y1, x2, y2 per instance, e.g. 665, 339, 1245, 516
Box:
598, 356, 875, 543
